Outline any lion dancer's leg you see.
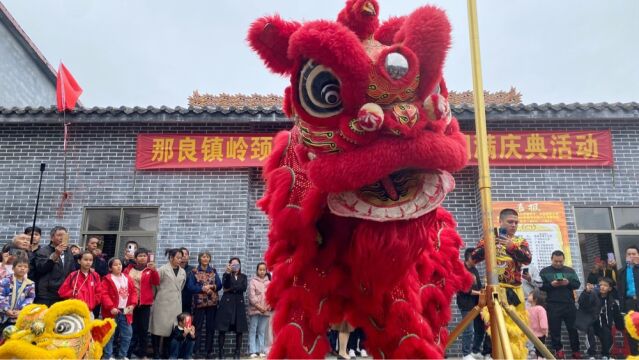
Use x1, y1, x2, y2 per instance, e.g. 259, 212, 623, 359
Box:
500, 285, 528, 360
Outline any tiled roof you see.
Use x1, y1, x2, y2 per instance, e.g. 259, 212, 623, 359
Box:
0, 102, 637, 124
188, 88, 523, 108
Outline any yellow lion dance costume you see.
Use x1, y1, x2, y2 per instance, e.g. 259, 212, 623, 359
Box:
626, 311, 639, 360
0, 300, 115, 359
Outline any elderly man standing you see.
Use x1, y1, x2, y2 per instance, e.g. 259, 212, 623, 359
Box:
472, 208, 532, 360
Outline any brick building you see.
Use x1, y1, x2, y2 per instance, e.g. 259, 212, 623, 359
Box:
1, 101, 638, 356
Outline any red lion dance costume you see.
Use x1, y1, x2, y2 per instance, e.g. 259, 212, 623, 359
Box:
249, 1, 473, 358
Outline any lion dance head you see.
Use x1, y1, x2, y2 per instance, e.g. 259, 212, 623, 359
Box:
0, 300, 115, 359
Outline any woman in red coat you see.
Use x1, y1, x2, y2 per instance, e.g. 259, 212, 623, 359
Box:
123, 247, 160, 359
101, 258, 137, 359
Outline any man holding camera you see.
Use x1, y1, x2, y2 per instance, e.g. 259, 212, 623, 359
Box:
540, 250, 582, 359
34, 226, 75, 306
471, 208, 532, 360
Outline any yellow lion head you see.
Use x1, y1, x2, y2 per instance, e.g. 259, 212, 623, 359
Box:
0, 300, 115, 359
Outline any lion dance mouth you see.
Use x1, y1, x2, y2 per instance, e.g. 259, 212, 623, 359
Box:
328, 169, 455, 221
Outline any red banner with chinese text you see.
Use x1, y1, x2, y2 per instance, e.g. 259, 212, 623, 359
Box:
135, 130, 613, 169
136, 134, 273, 169
465, 130, 612, 166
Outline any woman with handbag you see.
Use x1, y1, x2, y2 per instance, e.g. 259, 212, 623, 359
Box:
186, 251, 222, 358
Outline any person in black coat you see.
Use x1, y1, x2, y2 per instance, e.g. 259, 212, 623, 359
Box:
216, 257, 248, 359
33, 226, 75, 306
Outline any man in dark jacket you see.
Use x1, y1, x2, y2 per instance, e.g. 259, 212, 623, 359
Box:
34, 226, 75, 306
617, 245, 639, 355
456, 248, 490, 359
540, 250, 582, 359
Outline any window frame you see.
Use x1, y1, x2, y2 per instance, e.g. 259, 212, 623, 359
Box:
80, 206, 159, 257
574, 206, 639, 269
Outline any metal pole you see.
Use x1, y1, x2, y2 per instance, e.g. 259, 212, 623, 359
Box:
445, 305, 481, 349
501, 301, 556, 360
466, 0, 512, 357
30, 163, 46, 245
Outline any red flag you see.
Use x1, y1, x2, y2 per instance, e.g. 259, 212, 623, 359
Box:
56, 62, 83, 112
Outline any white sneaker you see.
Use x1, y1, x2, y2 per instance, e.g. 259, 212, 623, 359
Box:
484, 355, 493, 360
471, 352, 482, 359
259, 353, 266, 358
463, 355, 475, 360
250, 354, 258, 358
360, 349, 368, 357
349, 349, 357, 358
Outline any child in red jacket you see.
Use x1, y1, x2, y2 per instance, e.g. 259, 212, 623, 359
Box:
58, 251, 101, 313
102, 258, 137, 359
123, 247, 160, 359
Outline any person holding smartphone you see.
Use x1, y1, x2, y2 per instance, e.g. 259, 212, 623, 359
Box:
33, 226, 74, 306
540, 250, 582, 359
216, 257, 248, 359
471, 208, 532, 360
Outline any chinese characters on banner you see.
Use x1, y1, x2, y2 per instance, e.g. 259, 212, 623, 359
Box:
466, 130, 612, 166
136, 134, 273, 169
493, 201, 572, 273
135, 130, 613, 169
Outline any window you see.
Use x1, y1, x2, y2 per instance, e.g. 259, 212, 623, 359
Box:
81, 207, 159, 260
575, 207, 639, 280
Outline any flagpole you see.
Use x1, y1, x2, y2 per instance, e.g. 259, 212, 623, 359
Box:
30, 163, 46, 246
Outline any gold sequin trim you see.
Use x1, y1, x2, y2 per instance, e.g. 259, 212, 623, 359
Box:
288, 322, 322, 354
398, 333, 419, 347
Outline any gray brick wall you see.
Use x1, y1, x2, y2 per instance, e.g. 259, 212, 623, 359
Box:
0, 22, 56, 107
0, 116, 637, 356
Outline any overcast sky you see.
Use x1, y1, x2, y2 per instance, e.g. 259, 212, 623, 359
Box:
4, 0, 638, 107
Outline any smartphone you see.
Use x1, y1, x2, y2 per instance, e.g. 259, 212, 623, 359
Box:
498, 228, 508, 237
554, 273, 565, 280
126, 243, 137, 257
149, 253, 155, 262
232, 264, 240, 271
522, 268, 529, 275
62, 232, 69, 245
185, 315, 192, 328
608, 252, 616, 263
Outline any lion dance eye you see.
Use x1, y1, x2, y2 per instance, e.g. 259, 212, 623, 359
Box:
299, 61, 343, 118
53, 315, 84, 335
385, 52, 409, 80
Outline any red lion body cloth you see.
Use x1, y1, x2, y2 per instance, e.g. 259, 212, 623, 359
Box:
249, 1, 473, 358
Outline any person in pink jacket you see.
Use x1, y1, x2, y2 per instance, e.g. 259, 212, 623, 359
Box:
248, 262, 271, 358
527, 289, 549, 360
